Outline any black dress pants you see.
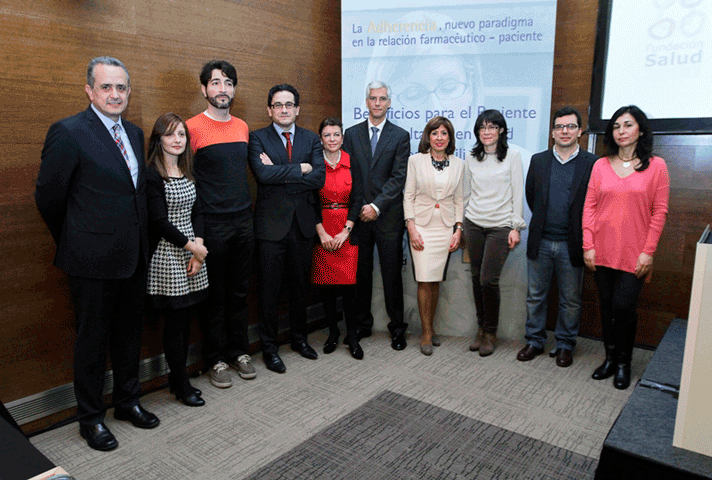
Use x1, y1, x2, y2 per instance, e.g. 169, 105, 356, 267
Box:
67, 264, 146, 426
257, 218, 314, 354
354, 221, 407, 336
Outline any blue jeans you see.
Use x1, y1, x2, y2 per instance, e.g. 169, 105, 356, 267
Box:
525, 239, 583, 350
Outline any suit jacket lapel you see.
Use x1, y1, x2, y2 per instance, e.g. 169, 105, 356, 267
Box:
85, 108, 134, 185
371, 121, 391, 171
356, 121, 373, 170
267, 126, 290, 164
125, 123, 145, 188
568, 151, 588, 207
541, 150, 553, 208
421, 153, 437, 199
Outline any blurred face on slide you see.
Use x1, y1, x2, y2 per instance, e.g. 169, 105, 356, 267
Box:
366, 87, 391, 125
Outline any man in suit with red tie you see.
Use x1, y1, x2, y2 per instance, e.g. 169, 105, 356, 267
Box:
35, 57, 159, 451
248, 84, 325, 373
343, 81, 410, 350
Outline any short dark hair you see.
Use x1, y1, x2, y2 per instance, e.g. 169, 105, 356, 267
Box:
268, 84, 300, 107
146, 113, 194, 182
552, 106, 582, 130
87, 57, 130, 87
604, 105, 653, 171
471, 109, 509, 161
418, 116, 456, 156
199, 60, 237, 87
318, 117, 343, 136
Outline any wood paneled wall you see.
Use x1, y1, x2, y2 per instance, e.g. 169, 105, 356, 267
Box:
0, 0, 340, 429
0, 0, 705, 431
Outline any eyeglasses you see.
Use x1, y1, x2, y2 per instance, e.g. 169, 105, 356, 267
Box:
271, 102, 296, 110
478, 125, 500, 132
553, 124, 579, 131
397, 81, 467, 107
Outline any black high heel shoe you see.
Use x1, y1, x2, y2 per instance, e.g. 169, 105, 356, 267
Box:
323, 328, 340, 354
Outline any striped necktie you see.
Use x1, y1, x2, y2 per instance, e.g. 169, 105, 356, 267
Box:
112, 124, 131, 171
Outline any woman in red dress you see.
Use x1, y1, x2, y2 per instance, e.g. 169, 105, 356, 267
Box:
312, 117, 363, 359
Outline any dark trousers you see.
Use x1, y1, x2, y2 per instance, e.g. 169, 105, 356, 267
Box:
67, 263, 146, 426
464, 219, 511, 334
162, 305, 196, 394
257, 218, 314, 354
594, 267, 645, 363
355, 221, 407, 336
321, 284, 358, 341
200, 211, 254, 366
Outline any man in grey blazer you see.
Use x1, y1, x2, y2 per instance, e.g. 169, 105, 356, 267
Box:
343, 81, 410, 350
35, 57, 159, 451
248, 84, 325, 373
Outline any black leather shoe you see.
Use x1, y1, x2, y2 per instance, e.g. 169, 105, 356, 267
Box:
323, 330, 340, 354
114, 405, 160, 429
349, 341, 364, 360
263, 352, 286, 373
613, 363, 631, 390
176, 390, 205, 407
391, 333, 407, 351
193, 387, 202, 397
555, 348, 573, 368
80, 423, 118, 451
291, 341, 318, 360
592, 357, 617, 380
517, 344, 544, 361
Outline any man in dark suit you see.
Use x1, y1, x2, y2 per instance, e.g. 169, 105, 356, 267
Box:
248, 84, 325, 373
516, 106, 598, 367
343, 81, 410, 350
35, 57, 159, 451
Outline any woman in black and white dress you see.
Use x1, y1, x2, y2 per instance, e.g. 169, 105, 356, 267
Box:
146, 113, 208, 407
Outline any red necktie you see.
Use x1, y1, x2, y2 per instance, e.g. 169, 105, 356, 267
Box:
282, 132, 292, 163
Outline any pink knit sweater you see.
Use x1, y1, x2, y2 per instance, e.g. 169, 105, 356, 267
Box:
582, 156, 669, 274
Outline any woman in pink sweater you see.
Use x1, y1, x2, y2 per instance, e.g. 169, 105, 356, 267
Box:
582, 105, 669, 390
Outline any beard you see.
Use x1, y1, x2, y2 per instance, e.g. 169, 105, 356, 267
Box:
207, 93, 234, 110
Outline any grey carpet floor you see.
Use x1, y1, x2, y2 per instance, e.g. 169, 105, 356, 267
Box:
30, 331, 652, 479
244, 390, 598, 480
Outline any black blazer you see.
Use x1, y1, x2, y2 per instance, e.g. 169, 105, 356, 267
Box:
35, 107, 148, 279
525, 148, 598, 267
248, 124, 325, 241
343, 119, 410, 234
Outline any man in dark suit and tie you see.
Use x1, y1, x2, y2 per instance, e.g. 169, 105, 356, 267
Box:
248, 84, 325, 373
35, 57, 159, 451
343, 81, 410, 350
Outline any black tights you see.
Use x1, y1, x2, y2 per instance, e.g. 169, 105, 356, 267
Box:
594, 267, 645, 363
162, 305, 197, 395
321, 284, 358, 342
